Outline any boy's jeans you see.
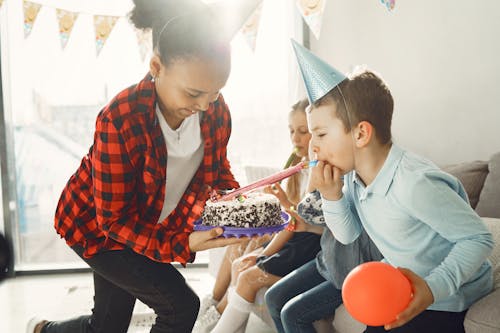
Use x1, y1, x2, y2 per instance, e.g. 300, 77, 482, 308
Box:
265, 259, 342, 333
42, 245, 199, 333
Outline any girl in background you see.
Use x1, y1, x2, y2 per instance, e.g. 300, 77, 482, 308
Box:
194, 99, 323, 333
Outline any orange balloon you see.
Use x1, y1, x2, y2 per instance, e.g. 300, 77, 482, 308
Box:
342, 261, 412, 326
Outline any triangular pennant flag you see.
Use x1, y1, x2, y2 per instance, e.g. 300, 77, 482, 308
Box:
56, 9, 78, 50
241, 3, 263, 52
291, 39, 347, 104
135, 28, 152, 63
380, 0, 396, 11
23, 1, 42, 38
296, 0, 327, 40
209, 0, 263, 42
93, 15, 119, 56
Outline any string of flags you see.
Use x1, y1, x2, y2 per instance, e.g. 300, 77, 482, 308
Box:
380, 0, 396, 11
0, 0, 396, 58
20, 0, 135, 57
296, 0, 327, 39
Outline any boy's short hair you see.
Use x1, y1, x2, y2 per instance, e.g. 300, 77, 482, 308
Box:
312, 69, 394, 144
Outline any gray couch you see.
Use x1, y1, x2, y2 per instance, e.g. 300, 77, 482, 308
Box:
330, 152, 500, 333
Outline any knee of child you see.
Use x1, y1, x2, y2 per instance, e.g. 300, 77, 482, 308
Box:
236, 267, 259, 290
264, 284, 277, 308
231, 256, 244, 270
280, 300, 295, 322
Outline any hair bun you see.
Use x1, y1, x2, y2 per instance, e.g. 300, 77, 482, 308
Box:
129, 0, 207, 30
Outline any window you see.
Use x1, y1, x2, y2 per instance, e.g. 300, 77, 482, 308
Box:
0, 0, 301, 271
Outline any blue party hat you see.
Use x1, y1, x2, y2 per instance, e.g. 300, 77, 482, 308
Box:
291, 39, 347, 104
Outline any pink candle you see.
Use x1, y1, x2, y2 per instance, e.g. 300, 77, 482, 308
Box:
217, 160, 317, 202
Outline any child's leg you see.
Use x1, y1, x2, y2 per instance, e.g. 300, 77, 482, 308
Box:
213, 242, 250, 301
211, 288, 253, 333
215, 291, 228, 313
243, 234, 273, 255
280, 280, 341, 333
212, 266, 281, 332
364, 309, 467, 333
212, 245, 267, 315
264, 260, 323, 333
236, 265, 281, 302
230, 247, 265, 286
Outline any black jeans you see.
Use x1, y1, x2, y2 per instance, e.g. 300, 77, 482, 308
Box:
42, 245, 199, 333
364, 309, 467, 333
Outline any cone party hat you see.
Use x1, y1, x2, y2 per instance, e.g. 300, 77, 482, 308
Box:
291, 39, 347, 104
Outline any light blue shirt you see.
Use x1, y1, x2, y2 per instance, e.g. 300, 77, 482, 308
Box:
321, 144, 494, 311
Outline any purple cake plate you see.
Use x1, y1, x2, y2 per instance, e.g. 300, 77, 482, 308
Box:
193, 211, 291, 238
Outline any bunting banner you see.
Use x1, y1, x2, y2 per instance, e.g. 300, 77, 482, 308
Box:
380, 0, 396, 11
23, 1, 42, 38
11, 0, 277, 57
296, 0, 327, 40
241, 3, 263, 52
93, 15, 119, 56
135, 28, 153, 62
56, 9, 78, 50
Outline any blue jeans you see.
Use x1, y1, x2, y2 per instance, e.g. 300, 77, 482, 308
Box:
265, 260, 342, 333
42, 245, 199, 333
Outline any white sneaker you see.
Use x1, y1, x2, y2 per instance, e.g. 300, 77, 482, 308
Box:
192, 304, 221, 333
198, 294, 217, 319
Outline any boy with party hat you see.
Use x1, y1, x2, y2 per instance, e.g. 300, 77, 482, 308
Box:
290, 40, 494, 332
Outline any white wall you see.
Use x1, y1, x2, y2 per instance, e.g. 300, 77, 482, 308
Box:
310, 0, 500, 165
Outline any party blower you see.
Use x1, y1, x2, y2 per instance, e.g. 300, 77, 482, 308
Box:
216, 160, 318, 202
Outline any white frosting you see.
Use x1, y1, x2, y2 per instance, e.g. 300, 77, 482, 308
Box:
202, 193, 282, 228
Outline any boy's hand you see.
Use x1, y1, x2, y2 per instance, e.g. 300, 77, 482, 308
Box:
385, 268, 434, 330
309, 161, 343, 201
189, 228, 247, 252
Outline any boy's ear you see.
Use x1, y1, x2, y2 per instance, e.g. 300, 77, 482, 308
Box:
354, 121, 373, 148
150, 54, 162, 78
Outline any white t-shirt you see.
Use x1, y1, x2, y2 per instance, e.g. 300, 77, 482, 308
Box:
155, 105, 204, 222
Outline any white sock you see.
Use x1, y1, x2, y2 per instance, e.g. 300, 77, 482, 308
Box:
211, 289, 252, 333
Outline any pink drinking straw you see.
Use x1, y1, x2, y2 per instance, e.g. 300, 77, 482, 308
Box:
216, 160, 318, 202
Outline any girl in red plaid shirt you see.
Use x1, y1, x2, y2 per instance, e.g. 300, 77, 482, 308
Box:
27, 1, 249, 332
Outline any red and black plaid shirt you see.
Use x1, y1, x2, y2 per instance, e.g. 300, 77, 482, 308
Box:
54, 74, 239, 265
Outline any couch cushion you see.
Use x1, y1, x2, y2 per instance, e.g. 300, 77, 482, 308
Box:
464, 288, 500, 333
442, 161, 488, 209
482, 218, 500, 289
476, 152, 500, 218
463, 218, 500, 333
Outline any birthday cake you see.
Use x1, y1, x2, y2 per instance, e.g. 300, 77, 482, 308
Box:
201, 193, 283, 228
